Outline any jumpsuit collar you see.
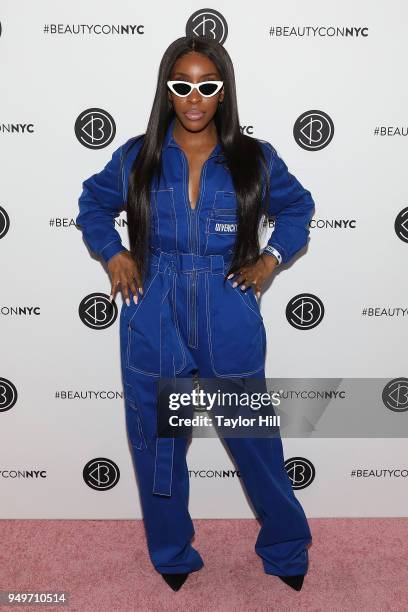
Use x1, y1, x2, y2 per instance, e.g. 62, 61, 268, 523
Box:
163, 115, 223, 159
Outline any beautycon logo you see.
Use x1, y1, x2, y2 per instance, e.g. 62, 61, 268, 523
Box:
394, 207, 408, 243
75, 108, 116, 149
0, 378, 18, 412
382, 378, 408, 413
284, 457, 315, 489
186, 8, 228, 44
78, 293, 118, 329
0, 206, 10, 239
83, 458, 120, 491
286, 293, 324, 330
294, 110, 334, 151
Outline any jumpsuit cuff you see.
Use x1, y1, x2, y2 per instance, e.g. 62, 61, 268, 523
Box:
100, 240, 129, 264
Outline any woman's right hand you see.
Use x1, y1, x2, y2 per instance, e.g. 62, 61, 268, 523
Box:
107, 250, 143, 306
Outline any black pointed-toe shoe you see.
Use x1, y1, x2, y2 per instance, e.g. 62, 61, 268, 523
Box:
161, 572, 189, 591
278, 574, 304, 591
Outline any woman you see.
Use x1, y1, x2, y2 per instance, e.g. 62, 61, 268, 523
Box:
76, 35, 314, 593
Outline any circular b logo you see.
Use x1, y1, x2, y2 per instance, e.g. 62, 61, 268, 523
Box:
0, 205, 10, 239
75, 108, 116, 149
382, 378, 408, 412
294, 110, 334, 151
394, 207, 408, 243
83, 458, 120, 491
284, 457, 315, 489
79, 293, 118, 329
186, 9, 228, 44
286, 293, 324, 330
0, 378, 18, 412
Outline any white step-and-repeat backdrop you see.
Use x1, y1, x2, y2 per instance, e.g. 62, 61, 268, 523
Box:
1, 1, 407, 518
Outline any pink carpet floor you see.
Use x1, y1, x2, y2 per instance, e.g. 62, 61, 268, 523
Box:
1, 518, 407, 611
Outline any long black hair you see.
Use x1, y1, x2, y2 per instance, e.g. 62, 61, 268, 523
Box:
125, 35, 271, 283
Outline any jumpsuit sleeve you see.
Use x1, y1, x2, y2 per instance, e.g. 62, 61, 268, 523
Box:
75, 142, 129, 264
262, 143, 315, 266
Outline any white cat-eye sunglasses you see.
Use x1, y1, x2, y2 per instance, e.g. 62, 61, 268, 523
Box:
167, 80, 224, 98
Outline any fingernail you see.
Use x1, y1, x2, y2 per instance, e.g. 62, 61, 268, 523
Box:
139, 287, 143, 295
240, 285, 246, 291
256, 292, 261, 300
125, 298, 130, 306
109, 295, 113, 302
227, 274, 233, 280
133, 295, 138, 305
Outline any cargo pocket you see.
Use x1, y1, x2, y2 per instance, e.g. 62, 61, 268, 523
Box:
126, 270, 161, 376
124, 383, 147, 450
126, 270, 185, 377
205, 273, 266, 377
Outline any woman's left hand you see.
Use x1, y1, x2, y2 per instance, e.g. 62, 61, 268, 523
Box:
226, 253, 278, 300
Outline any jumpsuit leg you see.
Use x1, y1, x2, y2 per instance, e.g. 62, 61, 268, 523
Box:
190, 269, 312, 576
126, 406, 203, 573
220, 414, 312, 576
120, 267, 204, 575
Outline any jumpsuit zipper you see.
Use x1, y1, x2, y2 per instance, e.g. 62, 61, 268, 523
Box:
177, 148, 208, 348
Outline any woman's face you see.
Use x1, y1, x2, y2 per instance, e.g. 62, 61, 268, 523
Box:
167, 51, 224, 132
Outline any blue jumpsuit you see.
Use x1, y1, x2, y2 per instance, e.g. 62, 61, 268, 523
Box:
76, 116, 315, 577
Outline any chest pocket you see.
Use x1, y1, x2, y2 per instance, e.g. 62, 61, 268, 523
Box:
212, 190, 237, 214
204, 191, 238, 256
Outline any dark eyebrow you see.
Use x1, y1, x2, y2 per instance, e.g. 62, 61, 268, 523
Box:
172, 72, 219, 79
